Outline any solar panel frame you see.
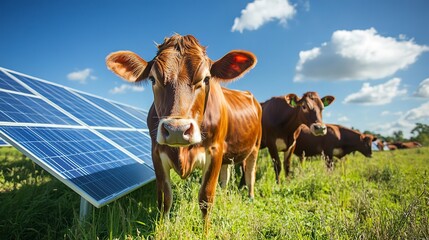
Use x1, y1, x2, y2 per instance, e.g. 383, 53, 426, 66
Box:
0, 136, 10, 146
0, 67, 154, 207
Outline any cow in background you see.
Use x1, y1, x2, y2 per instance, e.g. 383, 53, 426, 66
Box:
106, 34, 262, 224
391, 141, 422, 149
294, 124, 377, 169
260, 92, 335, 183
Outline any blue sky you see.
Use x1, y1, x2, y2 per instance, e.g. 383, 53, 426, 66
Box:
1, 0, 428, 138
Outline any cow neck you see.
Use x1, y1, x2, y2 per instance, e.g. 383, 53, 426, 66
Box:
281, 106, 303, 134
339, 127, 363, 155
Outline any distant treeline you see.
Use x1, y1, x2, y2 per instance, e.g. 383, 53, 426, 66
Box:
361, 122, 429, 146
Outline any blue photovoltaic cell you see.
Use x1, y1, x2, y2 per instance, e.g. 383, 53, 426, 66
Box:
0, 70, 33, 94
0, 126, 154, 205
97, 130, 153, 168
75, 91, 147, 129
0, 91, 78, 125
113, 102, 148, 128
11, 73, 130, 128
0, 137, 10, 146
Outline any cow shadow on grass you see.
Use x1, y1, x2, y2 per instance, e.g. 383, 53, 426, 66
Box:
0, 147, 159, 239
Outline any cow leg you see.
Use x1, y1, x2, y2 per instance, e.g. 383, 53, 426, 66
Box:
199, 146, 223, 224
244, 147, 258, 199
268, 146, 281, 184
219, 163, 232, 189
238, 162, 246, 189
154, 151, 173, 218
283, 143, 296, 179
325, 155, 334, 171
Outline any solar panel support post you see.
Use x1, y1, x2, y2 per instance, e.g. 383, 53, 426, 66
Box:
79, 197, 92, 220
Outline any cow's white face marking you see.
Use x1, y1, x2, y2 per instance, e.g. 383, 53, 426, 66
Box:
276, 138, 287, 151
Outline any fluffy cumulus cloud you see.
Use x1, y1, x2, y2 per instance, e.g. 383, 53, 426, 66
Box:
109, 84, 144, 94
414, 78, 429, 98
403, 101, 429, 122
294, 28, 429, 81
231, 0, 296, 33
67, 68, 97, 84
373, 101, 429, 138
343, 78, 407, 105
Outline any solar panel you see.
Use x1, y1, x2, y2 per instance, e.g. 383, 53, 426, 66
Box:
0, 137, 10, 146
73, 91, 148, 129
0, 67, 154, 208
11, 72, 131, 128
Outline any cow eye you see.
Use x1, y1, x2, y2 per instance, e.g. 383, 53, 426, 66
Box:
204, 76, 210, 85
302, 104, 307, 110
149, 76, 156, 85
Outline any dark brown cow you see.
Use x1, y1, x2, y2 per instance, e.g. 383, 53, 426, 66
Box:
391, 141, 422, 149
260, 92, 334, 183
106, 34, 262, 222
294, 124, 376, 168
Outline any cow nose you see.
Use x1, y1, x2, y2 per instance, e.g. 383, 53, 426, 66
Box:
161, 122, 193, 140
311, 124, 327, 136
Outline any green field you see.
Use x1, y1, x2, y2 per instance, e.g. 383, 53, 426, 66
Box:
1, 146, 428, 239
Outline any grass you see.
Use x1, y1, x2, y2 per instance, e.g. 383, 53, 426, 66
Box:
0, 146, 428, 239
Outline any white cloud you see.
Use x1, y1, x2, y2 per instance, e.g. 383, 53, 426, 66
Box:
231, 0, 296, 33
403, 101, 429, 122
372, 101, 429, 138
294, 28, 429, 81
109, 84, 144, 94
343, 78, 407, 105
67, 68, 97, 84
338, 116, 349, 122
381, 110, 403, 116
414, 78, 429, 98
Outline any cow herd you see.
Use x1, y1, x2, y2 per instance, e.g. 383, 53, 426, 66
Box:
105, 34, 416, 226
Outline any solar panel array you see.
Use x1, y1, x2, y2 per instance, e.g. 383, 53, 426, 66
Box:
0, 67, 154, 207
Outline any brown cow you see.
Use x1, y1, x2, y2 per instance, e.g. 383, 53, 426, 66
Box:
106, 34, 262, 223
260, 92, 334, 183
294, 124, 376, 168
391, 141, 422, 149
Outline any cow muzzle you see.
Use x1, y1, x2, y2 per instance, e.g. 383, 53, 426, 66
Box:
157, 118, 202, 147
310, 123, 327, 136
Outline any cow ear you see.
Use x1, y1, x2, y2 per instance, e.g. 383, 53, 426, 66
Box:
321, 96, 335, 107
106, 51, 151, 82
285, 94, 299, 107
210, 50, 257, 82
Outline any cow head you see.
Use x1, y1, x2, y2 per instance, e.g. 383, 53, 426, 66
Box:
285, 92, 334, 136
360, 134, 377, 157
106, 34, 256, 147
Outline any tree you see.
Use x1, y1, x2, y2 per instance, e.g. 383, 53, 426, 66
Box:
392, 130, 404, 142
411, 123, 429, 146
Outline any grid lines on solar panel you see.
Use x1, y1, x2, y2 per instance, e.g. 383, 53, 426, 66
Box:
97, 130, 153, 168
0, 126, 154, 204
0, 91, 79, 125
0, 137, 10, 146
0, 70, 33, 94
113, 102, 148, 129
75, 91, 148, 129
11, 73, 130, 128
